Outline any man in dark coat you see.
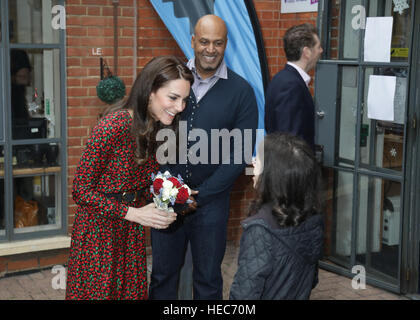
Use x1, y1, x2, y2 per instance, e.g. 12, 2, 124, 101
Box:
264, 23, 323, 151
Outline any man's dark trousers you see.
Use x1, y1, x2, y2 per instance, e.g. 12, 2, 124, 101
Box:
149, 192, 230, 300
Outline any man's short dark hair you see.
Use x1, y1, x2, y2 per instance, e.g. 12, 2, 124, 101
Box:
284, 23, 319, 62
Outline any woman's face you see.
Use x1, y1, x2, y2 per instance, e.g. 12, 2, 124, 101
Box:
252, 153, 263, 188
148, 78, 191, 125
13, 68, 31, 86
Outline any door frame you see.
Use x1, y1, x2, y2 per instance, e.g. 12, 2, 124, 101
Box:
316, 0, 418, 294
402, 1, 420, 295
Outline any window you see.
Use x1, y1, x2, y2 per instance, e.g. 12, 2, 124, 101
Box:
1, 0, 66, 242
323, 0, 412, 62
10, 48, 62, 140
8, 0, 60, 44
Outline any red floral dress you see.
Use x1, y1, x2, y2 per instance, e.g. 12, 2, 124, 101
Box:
66, 110, 158, 300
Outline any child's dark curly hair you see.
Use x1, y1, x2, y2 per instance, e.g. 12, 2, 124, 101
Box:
249, 132, 323, 227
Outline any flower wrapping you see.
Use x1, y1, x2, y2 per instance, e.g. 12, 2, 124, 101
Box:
150, 171, 192, 212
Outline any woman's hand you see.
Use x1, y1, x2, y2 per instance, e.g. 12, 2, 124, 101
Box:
125, 203, 177, 229
179, 189, 199, 215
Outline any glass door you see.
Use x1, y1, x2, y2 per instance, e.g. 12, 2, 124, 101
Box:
316, 0, 416, 293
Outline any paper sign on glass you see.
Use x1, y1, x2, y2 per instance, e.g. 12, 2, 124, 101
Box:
364, 17, 393, 62
367, 75, 396, 122
281, 0, 318, 13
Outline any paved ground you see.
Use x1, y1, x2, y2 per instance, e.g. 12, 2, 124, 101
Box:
0, 244, 407, 300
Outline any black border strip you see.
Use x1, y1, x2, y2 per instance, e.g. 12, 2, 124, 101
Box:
244, 0, 270, 91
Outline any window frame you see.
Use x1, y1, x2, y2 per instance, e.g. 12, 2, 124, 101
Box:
0, 0, 7, 242
0, 0, 4, 142
1, 0, 67, 242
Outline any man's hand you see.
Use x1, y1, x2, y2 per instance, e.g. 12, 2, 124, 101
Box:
176, 190, 199, 215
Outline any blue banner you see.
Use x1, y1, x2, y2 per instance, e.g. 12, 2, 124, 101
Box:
150, 0, 267, 139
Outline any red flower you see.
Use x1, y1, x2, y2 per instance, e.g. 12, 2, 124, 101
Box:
153, 178, 164, 194
176, 187, 190, 204
168, 177, 182, 188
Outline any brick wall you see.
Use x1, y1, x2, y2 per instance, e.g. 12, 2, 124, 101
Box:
255, 0, 318, 77
1, 0, 320, 276
0, 249, 69, 277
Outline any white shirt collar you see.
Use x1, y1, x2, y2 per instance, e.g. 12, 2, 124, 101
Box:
287, 62, 311, 86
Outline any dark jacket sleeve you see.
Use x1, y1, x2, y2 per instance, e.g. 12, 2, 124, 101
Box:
196, 86, 258, 206
229, 224, 272, 300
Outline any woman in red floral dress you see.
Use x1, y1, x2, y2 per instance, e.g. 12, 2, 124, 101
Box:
66, 56, 194, 300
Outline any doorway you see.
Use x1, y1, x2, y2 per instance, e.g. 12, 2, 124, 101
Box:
315, 0, 419, 294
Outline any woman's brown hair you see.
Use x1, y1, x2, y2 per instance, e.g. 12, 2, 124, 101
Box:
100, 56, 194, 164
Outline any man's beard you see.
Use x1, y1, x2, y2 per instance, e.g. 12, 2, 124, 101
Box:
197, 57, 222, 73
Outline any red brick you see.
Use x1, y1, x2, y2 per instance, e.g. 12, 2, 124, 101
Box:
81, 0, 107, 5
66, 27, 88, 37
66, 6, 86, 15
68, 87, 88, 97
39, 250, 69, 268
0, 257, 7, 275
68, 118, 82, 127
87, 7, 101, 16
7, 256, 39, 273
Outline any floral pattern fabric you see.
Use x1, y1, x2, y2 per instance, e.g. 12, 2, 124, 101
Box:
66, 110, 158, 300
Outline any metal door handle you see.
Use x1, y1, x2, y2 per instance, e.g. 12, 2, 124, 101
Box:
316, 111, 326, 119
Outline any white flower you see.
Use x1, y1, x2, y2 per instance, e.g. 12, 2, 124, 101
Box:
162, 188, 171, 201
170, 188, 179, 198
162, 179, 173, 189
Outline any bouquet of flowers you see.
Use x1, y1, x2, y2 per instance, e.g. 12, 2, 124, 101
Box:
150, 171, 192, 213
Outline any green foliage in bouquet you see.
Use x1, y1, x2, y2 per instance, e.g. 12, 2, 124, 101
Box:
96, 75, 126, 105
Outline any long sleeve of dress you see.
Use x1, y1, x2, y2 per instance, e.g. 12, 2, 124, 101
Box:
72, 114, 129, 221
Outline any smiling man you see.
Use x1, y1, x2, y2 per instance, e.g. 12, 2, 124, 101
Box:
191, 15, 227, 79
149, 14, 258, 300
